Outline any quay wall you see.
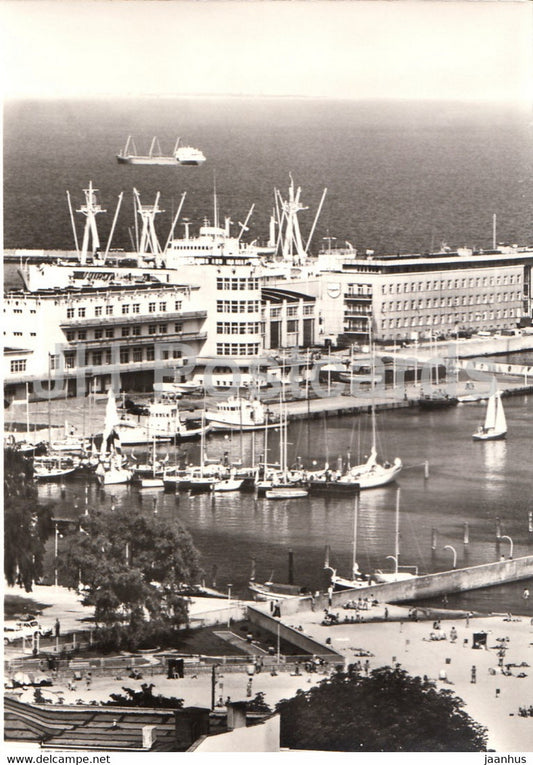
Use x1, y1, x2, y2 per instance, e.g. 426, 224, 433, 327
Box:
458, 358, 533, 379
246, 605, 344, 660
278, 555, 533, 615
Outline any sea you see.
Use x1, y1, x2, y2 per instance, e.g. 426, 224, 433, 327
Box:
4, 98, 533, 613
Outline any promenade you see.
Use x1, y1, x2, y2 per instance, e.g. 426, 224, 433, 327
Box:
4, 584, 533, 751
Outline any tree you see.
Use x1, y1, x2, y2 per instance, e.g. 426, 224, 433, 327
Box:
62, 503, 201, 650
276, 665, 487, 752
4, 448, 54, 592
105, 683, 184, 709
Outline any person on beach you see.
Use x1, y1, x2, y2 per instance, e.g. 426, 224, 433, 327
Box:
470, 665, 476, 684
450, 626, 457, 643
55, 619, 61, 638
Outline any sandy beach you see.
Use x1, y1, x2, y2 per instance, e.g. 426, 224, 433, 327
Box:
5, 584, 533, 751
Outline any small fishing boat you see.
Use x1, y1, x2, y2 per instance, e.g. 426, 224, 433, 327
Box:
472, 387, 507, 441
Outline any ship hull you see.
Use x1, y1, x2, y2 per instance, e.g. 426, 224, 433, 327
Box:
116, 154, 179, 166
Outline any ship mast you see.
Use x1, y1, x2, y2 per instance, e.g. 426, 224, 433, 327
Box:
76, 181, 106, 265
133, 188, 164, 263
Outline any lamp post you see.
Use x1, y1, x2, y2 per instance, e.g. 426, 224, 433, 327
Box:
227, 584, 232, 628
500, 535, 513, 560
211, 663, 220, 710
54, 521, 59, 587
443, 544, 457, 569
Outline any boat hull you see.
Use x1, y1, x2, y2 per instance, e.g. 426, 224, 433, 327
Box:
213, 479, 244, 492
472, 430, 507, 441
419, 397, 458, 410
307, 480, 359, 496
265, 488, 308, 500
116, 155, 180, 166
97, 469, 132, 486
34, 467, 76, 482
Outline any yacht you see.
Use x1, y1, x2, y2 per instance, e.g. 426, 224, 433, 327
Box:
205, 396, 274, 432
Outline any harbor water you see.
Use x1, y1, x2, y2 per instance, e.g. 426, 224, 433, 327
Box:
39, 394, 533, 614
4, 97, 533, 615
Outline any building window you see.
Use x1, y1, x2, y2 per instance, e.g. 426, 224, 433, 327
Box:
95, 328, 103, 339
92, 351, 102, 366
158, 324, 167, 334
122, 304, 130, 315
148, 324, 157, 334
149, 302, 156, 313
105, 349, 112, 364
95, 306, 102, 316
78, 330, 87, 340
132, 304, 140, 314
159, 302, 167, 312
66, 330, 75, 341
67, 307, 75, 318
133, 347, 143, 362
175, 322, 183, 332
105, 328, 114, 339
106, 305, 114, 316
120, 347, 129, 364
10, 359, 26, 373
132, 326, 141, 336
121, 327, 130, 337
287, 319, 298, 333
287, 306, 298, 316
146, 346, 155, 361
65, 352, 75, 369
49, 355, 59, 370
175, 300, 182, 311
303, 304, 314, 315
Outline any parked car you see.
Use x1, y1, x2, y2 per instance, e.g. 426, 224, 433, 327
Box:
4, 620, 51, 644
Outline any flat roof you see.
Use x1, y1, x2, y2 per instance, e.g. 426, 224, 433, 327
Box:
261, 287, 315, 303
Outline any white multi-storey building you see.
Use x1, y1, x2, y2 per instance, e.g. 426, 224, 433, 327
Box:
3, 281, 207, 400
272, 246, 533, 345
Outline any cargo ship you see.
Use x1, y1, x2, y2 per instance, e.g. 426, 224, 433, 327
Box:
116, 135, 206, 166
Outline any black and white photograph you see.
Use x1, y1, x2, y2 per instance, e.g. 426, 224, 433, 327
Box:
2, 0, 533, 756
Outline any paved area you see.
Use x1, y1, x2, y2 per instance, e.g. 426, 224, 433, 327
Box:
5, 584, 533, 751
267, 601, 533, 752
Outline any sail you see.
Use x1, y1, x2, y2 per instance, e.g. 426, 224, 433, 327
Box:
100, 388, 120, 458
483, 392, 497, 431
494, 393, 507, 434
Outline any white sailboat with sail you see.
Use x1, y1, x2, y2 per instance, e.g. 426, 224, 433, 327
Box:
95, 389, 132, 486
472, 384, 507, 441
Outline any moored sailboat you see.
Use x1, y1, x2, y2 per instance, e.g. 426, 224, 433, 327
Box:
95, 389, 132, 486
372, 488, 418, 583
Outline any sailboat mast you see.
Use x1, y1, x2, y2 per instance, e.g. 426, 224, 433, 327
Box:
352, 493, 359, 579
394, 487, 400, 574
371, 374, 376, 452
